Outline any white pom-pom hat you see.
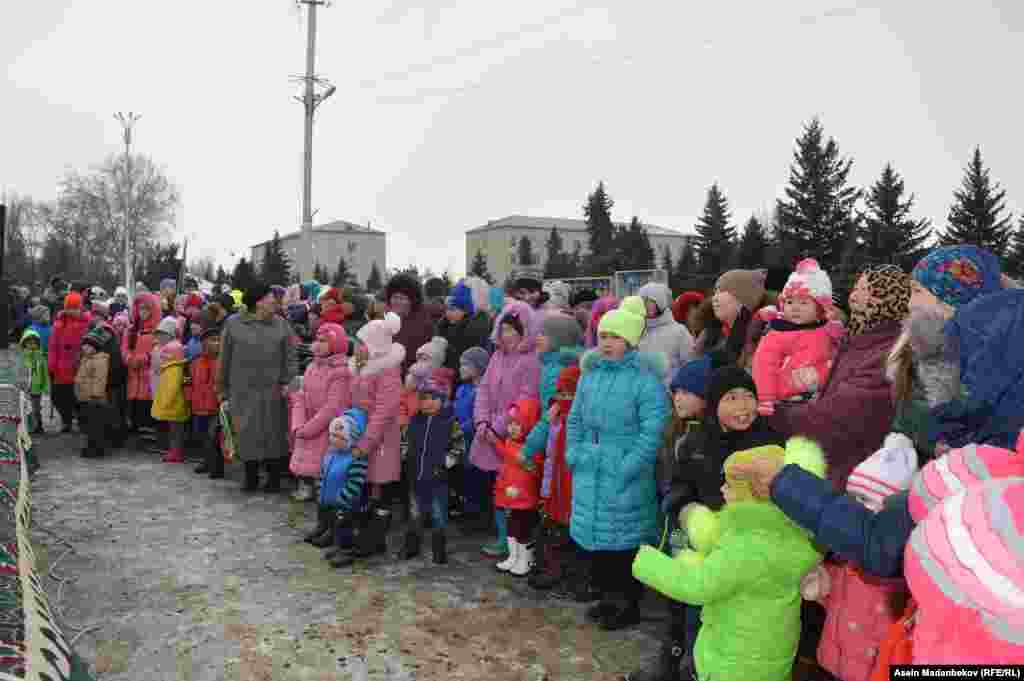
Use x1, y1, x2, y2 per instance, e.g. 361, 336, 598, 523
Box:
357, 311, 402, 357
782, 258, 834, 310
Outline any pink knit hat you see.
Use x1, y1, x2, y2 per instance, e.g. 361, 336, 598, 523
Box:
908, 442, 1024, 522
357, 312, 401, 358
846, 437, 918, 512
903, 477, 1024, 663
782, 258, 834, 311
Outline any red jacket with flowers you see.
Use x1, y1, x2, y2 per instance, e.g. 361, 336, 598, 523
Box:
186, 354, 220, 416
494, 399, 542, 511
48, 310, 93, 384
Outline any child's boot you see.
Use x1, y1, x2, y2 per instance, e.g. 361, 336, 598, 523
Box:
400, 528, 421, 560
207, 442, 225, 479
263, 457, 284, 493
304, 506, 332, 543
530, 539, 564, 590
481, 508, 508, 558
431, 529, 447, 565
323, 511, 356, 560
162, 447, 185, 463
496, 538, 519, 572
349, 504, 391, 558
242, 461, 260, 492
509, 541, 534, 577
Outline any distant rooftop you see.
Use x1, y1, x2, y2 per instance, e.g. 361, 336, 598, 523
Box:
466, 214, 693, 238
252, 220, 386, 247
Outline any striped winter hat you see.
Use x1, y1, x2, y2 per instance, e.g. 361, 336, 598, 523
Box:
847, 434, 918, 512
908, 441, 1024, 522
904, 477, 1024, 662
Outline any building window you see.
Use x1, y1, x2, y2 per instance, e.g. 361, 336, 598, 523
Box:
348, 242, 358, 254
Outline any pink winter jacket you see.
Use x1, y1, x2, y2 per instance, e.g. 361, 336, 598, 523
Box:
752, 319, 840, 404
48, 311, 93, 385
289, 353, 352, 477
469, 301, 541, 472
350, 343, 405, 484
122, 293, 162, 401
815, 562, 908, 681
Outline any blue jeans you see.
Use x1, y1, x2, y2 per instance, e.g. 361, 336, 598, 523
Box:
411, 482, 449, 530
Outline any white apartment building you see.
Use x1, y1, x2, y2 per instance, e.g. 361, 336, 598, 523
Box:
251, 220, 386, 286
465, 215, 697, 284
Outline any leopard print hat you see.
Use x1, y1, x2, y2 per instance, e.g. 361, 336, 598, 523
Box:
848, 264, 910, 336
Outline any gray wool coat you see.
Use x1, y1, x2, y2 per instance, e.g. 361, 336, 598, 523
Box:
218, 312, 294, 463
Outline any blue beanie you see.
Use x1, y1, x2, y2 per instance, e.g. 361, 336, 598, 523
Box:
447, 279, 475, 315
670, 356, 714, 398
912, 245, 1002, 309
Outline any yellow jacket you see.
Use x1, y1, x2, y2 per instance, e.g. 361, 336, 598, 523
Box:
152, 359, 191, 422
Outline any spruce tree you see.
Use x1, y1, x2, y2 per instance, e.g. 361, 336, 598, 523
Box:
468, 249, 492, 283
231, 257, 255, 292
583, 181, 616, 274
736, 216, 768, 269
1004, 217, 1024, 278
332, 256, 354, 287
623, 217, 656, 270
940, 147, 1014, 257
366, 262, 384, 291
543, 227, 568, 278
517, 235, 536, 267
776, 118, 861, 270
214, 265, 229, 286
674, 242, 698, 285
260, 230, 292, 285
661, 246, 674, 275
860, 163, 932, 269
694, 183, 737, 274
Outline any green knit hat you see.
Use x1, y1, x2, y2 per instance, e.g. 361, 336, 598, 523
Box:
597, 295, 646, 346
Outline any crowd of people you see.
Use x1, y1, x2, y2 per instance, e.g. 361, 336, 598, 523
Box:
11, 245, 1024, 680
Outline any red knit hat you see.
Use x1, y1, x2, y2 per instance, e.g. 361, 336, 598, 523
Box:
672, 291, 705, 324
556, 366, 582, 395
64, 291, 82, 310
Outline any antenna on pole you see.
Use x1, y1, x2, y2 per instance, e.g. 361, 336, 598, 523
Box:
295, 0, 335, 282
114, 111, 142, 298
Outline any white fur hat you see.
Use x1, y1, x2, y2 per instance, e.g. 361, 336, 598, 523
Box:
357, 311, 401, 357
416, 336, 449, 370
782, 258, 834, 310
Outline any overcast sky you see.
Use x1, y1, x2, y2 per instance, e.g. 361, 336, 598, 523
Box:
5, 0, 1023, 276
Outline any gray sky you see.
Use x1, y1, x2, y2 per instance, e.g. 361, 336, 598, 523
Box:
5, 0, 1023, 276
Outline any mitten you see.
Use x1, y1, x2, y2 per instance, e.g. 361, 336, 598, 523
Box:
680, 503, 720, 554
800, 563, 831, 602
757, 400, 776, 417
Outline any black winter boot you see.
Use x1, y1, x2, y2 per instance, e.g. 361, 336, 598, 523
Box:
324, 511, 357, 561
304, 506, 332, 543
530, 535, 565, 590
263, 457, 286, 493
350, 504, 391, 558
431, 529, 447, 565
400, 529, 421, 560
194, 460, 209, 474
242, 461, 260, 492
624, 639, 686, 681
208, 444, 225, 479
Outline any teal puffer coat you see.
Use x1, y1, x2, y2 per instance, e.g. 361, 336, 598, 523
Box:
523, 346, 584, 458
567, 349, 670, 551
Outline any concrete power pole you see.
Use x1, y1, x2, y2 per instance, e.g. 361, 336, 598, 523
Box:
296, 0, 335, 282
115, 112, 141, 298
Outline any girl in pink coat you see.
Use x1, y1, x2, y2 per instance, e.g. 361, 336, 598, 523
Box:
470, 300, 541, 557
345, 312, 405, 560
289, 322, 352, 502
752, 258, 845, 416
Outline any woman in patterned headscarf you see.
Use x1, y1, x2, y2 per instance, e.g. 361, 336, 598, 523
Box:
766, 264, 910, 490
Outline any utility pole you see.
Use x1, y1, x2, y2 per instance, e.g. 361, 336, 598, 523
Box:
295, 0, 335, 282
115, 112, 141, 299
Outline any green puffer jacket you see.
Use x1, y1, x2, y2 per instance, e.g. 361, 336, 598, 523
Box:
18, 329, 50, 395
632, 500, 821, 681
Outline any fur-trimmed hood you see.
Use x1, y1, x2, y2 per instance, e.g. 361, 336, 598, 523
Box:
900, 305, 961, 408
349, 342, 405, 377
491, 299, 537, 353
580, 348, 669, 383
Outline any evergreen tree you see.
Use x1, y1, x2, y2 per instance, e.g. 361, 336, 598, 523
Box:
736, 216, 768, 269
141, 243, 183, 293
694, 183, 737, 274
776, 118, 861, 270
366, 261, 384, 291
570, 240, 583, 274
517, 234, 536, 267
661, 246, 674, 275
214, 265, 230, 286
674, 242, 698, 284
583, 181, 616, 274
311, 262, 328, 283
859, 163, 932, 269
940, 147, 1014, 257
259, 230, 291, 285
543, 227, 569, 278
231, 257, 255, 292
469, 249, 492, 283
623, 217, 656, 270
332, 256, 355, 288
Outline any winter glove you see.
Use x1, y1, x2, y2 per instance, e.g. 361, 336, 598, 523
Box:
757, 400, 776, 417
800, 563, 831, 603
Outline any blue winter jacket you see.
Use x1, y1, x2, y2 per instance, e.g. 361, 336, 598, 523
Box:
930, 289, 1024, 451
566, 349, 669, 551
523, 346, 583, 458
454, 382, 477, 454
29, 322, 51, 356
770, 463, 914, 578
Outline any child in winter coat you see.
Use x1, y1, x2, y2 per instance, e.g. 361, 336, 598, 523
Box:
471, 301, 541, 559
400, 337, 447, 426
152, 335, 191, 463
74, 329, 112, 458
305, 408, 368, 551
187, 326, 223, 479
18, 329, 50, 435
529, 365, 582, 593
399, 368, 465, 565
49, 292, 92, 432
632, 438, 827, 681
123, 292, 161, 433
637, 282, 695, 386
568, 296, 670, 631
28, 305, 51, 356
493, 398, 542, 576
753, 259, 843, 416
799, 445, 917, 681
289, 322, 352, 501
456, 346, 490, 526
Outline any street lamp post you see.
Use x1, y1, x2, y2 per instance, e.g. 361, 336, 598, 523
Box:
115, 112, 141, 298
